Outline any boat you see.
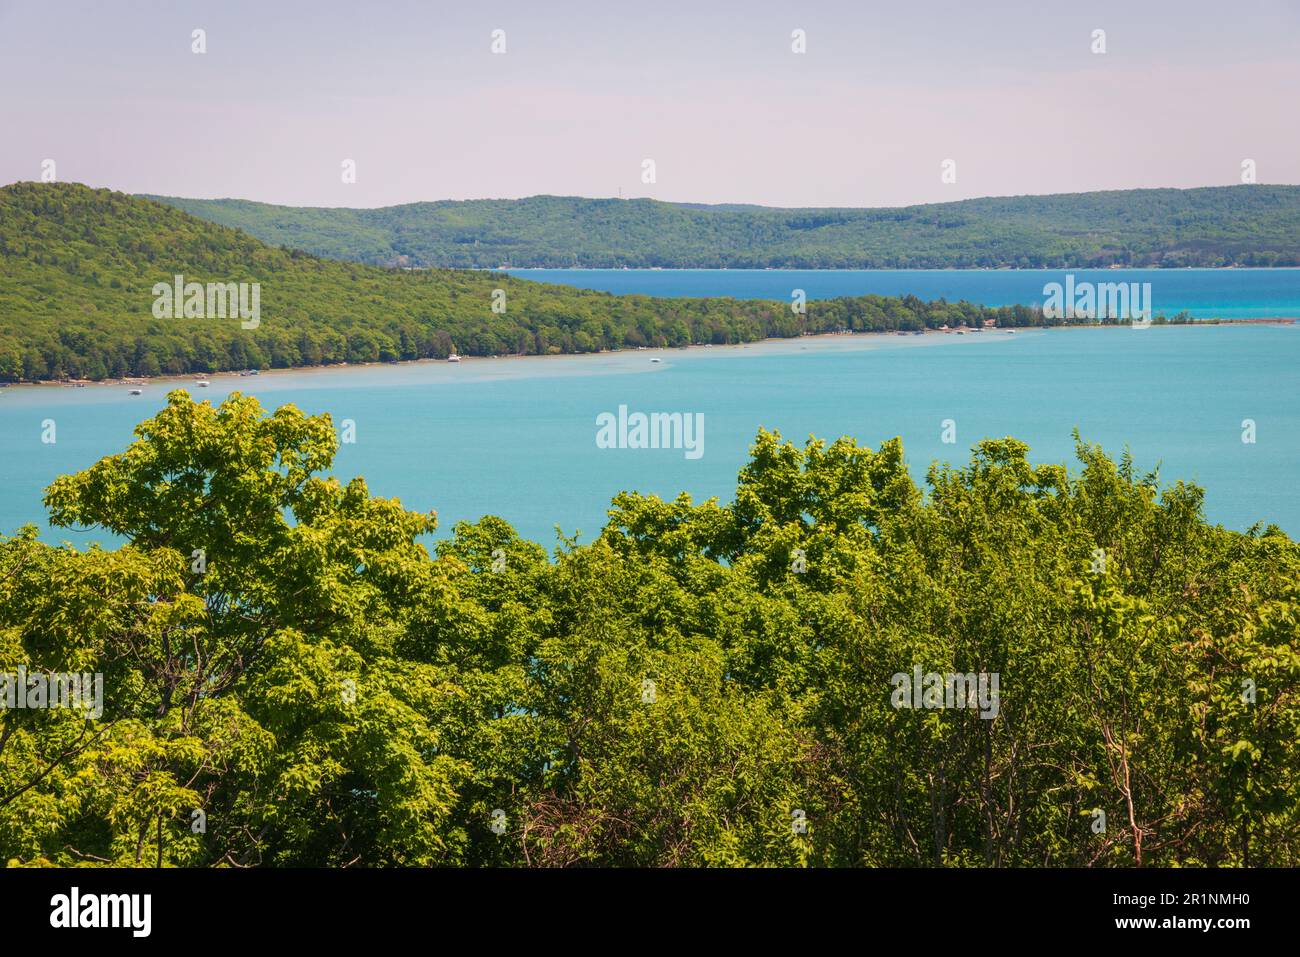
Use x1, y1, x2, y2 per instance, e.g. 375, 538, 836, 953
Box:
448, 344, 462, 362
196, 380, 210, 387
650, 357, 661, 363
129, 388, 143, 395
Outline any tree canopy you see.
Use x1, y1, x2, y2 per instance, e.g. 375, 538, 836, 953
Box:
151, 186, 1300, 269
1, 183, 1056, 383
2, 391, 1295, 866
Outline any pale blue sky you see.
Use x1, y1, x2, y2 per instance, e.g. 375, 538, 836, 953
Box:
1, 0, 1297, 207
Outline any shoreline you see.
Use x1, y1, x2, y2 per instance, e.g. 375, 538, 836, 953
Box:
4, 319, 1296, 392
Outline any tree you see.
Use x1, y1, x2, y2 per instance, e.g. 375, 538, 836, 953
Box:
0, 393, 1296, 867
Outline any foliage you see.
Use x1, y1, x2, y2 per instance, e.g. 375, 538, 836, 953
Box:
1, 183, 1062, 383
1, 392, 1296, 866
150, 186, 1300, 269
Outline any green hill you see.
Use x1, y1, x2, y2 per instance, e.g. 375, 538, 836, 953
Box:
0, 183, 1041, 381
146, 186, 1300, 269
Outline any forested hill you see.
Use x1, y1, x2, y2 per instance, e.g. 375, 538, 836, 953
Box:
146, 185, 1300, 269
0, 183, 1042, 381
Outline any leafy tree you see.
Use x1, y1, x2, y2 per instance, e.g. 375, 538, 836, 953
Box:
1, 393, 1296, 867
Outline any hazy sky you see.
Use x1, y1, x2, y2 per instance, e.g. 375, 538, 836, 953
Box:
2, 0, 1297, 208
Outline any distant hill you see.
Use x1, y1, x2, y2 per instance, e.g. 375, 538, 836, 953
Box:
145, 186, 1300, 269
0, 183, 1042, 381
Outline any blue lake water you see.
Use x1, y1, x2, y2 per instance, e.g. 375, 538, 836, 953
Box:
3, 322, 1298, 549
509, 268, 1300, 319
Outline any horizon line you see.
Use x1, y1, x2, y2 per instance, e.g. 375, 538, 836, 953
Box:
8, 179, 1298, 214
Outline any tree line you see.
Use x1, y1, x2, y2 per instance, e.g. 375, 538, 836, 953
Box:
151, 186, 1300, 269
0, 183, 1089, 383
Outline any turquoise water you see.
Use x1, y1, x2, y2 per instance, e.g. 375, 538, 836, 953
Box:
3, 324, 1298, 548
510, 268, 1300, 319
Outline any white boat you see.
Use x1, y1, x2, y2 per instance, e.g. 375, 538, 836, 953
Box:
129, 388, 143, 395
447, 353, 461, 363
196, 380, 210, 387
650, 357, 661, 363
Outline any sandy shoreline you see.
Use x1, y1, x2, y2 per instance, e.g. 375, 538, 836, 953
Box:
4, 319, 1296, 392
5, 327, 949, 390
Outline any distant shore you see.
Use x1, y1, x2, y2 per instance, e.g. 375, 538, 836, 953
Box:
4, 318, 1296, 392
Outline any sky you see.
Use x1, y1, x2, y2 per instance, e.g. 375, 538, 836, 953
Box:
1, 0, 1297, 209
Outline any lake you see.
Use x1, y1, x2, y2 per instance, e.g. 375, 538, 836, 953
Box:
3, 318, 1298, 548
509, 267, 1300, 319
